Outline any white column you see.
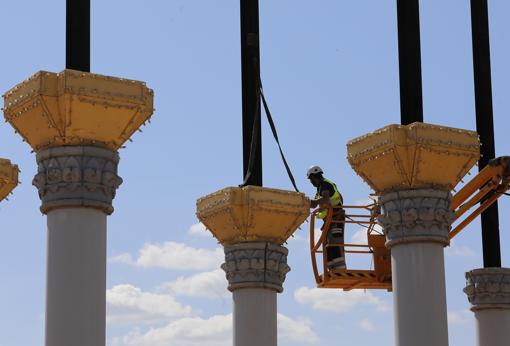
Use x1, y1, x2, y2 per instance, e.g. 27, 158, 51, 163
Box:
464, 268, 510, 346
233, 289, 277, 346
33, 146, 122, 346
379, 189, 451, 346
222, 242, 290, 346
45, 208, 107, 346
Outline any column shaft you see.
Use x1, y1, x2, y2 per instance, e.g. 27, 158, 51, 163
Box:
233, 288, 277, 346
392, 243, 449, 346
464, 268, 510, 346
33, 146, 121, 346
379, 189, 452, 346
222, 242, 290, 346
45, 208, 107, 346
475, 309, 510, 346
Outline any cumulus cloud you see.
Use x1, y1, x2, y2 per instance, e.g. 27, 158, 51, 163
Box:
448, 310, 473, 325
278, 313, 319, 343
289, 233, 305, 241
107, 284, 192, 325
187, 222, 209, 237
162, 269, 228, 299
350, 224, 383, 245
111, 314, 232, 346
294, 286, 389, 313
359, 318, 376, 331
111, 313, 318, 346
353, 198, 377, 206
313, 227, 324, 244
446, 240, 476, 257
110, 253, 135, 264
289, 227, 322, 245
109, 241, 224, 271
351, 228, 368, 245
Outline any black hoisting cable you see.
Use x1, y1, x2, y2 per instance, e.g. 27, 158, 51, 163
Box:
240, 51, 262, 188
241, 91, 262, 187
240, 81, 300, 193
259, 82, 300, 193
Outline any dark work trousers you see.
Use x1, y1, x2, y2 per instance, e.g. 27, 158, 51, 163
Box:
323, 208, 345, 264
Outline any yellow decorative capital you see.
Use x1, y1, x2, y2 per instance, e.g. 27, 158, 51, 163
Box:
0, 159, 19, 202
347, 122, 480, 193
196, 186, 310, 246
3, 69, 154, 151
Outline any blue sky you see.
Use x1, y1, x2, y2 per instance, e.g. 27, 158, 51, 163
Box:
1, 1, 510, 345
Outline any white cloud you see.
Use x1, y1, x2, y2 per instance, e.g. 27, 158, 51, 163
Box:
351, 228, 368, 245
294, 286, 390, 313
353, 198, 377, 206
448, 310, 473, 325
291, 227, 322, 246
349, 225, 383, 244
109, 253, 136, 264
107, 284, 192, 325
109, 242, 224, 271
187, 222, 209, 237
278, 313, 319, 343
359, 318, 376, 331
111, 314, 232, 346
314, 227, 323, 245
373, 224, 383, 233
162, 269, 228, 299
110, 313, 318, 346
289, 233, 306, 241
446, 240, 476, 257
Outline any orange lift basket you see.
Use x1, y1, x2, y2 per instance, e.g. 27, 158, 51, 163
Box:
310, 156, 510, 291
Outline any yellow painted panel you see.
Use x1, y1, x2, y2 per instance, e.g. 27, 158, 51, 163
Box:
347, 122, 480, 193
0, 159, 19, 202
196, 186, 310, 245
3, 69, 154, 151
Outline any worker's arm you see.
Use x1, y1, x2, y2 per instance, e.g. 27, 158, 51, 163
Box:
310, 190, 331, 209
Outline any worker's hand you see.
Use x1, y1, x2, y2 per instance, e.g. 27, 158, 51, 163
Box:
318, 197, 331, 208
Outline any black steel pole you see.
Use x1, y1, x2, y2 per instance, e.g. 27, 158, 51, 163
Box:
66, 0, 90, 72
396, 0, 424, 125
241, 0, 263, 186
470, 0, 501, 268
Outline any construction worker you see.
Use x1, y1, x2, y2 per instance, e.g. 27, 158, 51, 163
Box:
307, 165, 346, 269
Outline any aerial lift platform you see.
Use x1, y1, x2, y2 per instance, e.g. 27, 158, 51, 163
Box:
310, 156, 510, 291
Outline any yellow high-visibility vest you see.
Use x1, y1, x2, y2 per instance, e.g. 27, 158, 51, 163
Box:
315, 178, 343, 219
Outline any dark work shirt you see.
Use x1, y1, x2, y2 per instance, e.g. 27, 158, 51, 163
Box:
317, 180, 335, 198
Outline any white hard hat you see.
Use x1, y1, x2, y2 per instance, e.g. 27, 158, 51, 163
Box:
306, 165, 323, 178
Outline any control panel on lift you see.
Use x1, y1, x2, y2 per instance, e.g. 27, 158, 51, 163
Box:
310, 156, 510, 291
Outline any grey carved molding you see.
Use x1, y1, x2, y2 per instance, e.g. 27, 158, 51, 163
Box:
221, 242, 290, 293
378, 189, 453, 247
464, 268, 510, 311
33, 146, 122, 215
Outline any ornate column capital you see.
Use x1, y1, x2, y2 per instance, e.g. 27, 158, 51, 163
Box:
221, 242, 290, 293
33, 146, 122, 215
378, 189, 453, 247
464, 268, 510, 311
